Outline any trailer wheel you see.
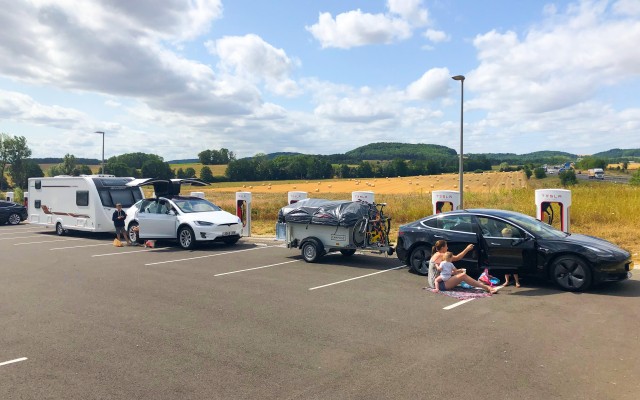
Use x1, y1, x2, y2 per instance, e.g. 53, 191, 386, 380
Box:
301, 239, 323, 263
340, 249, 356, 257
55, 222, 66, 236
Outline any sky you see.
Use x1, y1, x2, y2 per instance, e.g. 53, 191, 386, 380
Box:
0, 0, 639, 161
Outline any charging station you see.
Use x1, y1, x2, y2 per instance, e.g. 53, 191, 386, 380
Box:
236, 192, 252, 237
535, 189, 571, 233
288, 191, 308, 204
432, 190, 460, 214
6, 191, 14, 202
190, 191, 205, 199
24, 191, 28, 209
352, 191, 374, 204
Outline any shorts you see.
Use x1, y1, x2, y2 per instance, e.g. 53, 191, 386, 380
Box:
115, 226, 126, 235
437, 280, 447, 291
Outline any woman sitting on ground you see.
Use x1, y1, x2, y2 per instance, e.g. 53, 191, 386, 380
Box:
428, 240, 497, 293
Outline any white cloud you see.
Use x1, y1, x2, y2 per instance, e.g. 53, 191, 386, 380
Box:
423, 29, 450, 43
613, 0, 640, 16
208, 34, 301, 96
0, 90, 89, 130
387, 0, 429, 26
406, 67, 451, 100
468, 2, 640, 115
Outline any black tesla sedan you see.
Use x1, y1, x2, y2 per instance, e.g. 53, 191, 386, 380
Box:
396, 209, 633, 291
0, 200, 28, 225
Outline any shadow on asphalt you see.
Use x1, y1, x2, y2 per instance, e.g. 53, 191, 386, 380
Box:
505, 276, 639, 298
288, 251, 403, 271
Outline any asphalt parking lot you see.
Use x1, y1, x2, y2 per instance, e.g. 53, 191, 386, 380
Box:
1, 223, 639, 400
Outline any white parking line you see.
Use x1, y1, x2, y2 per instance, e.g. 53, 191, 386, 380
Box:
50, 243, 113, 250
92, 247, 169, 257
215, 260, 300, 276
0, 357, 28, 367
0, 235, 43, 241
14, 238, 85, 246
308, 265, 407, 291
443, 299, 475, 310
0, 228, 44, 236
145, 245, 277, 266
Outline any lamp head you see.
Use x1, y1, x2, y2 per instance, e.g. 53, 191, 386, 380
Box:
451, 75, 465, 81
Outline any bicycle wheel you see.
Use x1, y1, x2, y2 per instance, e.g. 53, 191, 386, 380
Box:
352, 219, 366, 247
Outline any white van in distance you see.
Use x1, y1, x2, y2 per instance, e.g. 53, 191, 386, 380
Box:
27, 175, 144, 235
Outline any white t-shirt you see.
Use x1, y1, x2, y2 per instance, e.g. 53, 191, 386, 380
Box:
439, 261, 455, 281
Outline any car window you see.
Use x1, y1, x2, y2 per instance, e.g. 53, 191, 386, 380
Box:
477, 217, 523, 238
0, 201, 8, 208
422, 215, 475, 233
172, 198, 221, 213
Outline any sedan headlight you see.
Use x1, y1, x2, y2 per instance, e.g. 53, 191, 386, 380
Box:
194, 220, 215, 226
583, 245, 614, 256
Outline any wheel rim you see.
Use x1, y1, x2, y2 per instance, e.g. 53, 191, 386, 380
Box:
554, 258, 587, 289
56, 223, 63, 235
180, 229, 192, 248
303, 243, 316, 260
129, 226, 138, 242
8, 213, 20, 225
410, 247, 429, 274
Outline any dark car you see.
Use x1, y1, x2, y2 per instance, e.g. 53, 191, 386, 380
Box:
396, 209, 633, 291
0, 200, 28, 225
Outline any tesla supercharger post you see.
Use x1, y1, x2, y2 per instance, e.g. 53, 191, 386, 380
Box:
352, 191, 374, 204
535, 189, 571, 233
288, 191, 307, 204
432, 190, 460, 214
24, 191, 28, 209
190, 191, 205, 199
236, 192, 252, 237
6, 191, 14, 202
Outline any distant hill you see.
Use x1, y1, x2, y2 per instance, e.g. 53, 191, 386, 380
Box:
31, 157, 100, 165
477, 151, 577, 164
592, 148, 640, 159
344, 142, 457, 161
265, 152, 303, 159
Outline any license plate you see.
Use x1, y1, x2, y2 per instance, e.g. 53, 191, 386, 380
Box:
222, 231, 233, 236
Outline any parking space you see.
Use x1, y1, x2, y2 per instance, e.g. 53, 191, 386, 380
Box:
1, 223, 639, 399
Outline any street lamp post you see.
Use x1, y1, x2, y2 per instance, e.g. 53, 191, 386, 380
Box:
451, 75, 465, 209
95, 131, 105, 175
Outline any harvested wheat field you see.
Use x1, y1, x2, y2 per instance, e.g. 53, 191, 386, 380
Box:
207, 171, 529, 194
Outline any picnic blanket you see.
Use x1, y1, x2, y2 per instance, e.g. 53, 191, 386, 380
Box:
424, 287, 493, 300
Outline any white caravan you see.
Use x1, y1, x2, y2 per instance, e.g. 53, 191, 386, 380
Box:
27, 175, 144, 235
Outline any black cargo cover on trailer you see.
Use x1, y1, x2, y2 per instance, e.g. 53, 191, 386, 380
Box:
277, 199, 369, 227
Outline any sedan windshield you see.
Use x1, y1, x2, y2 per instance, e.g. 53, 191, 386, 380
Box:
172, 198, 222, 213
504, 213, 568, 239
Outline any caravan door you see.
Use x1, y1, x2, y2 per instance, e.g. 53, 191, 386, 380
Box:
137, 199, 177, 238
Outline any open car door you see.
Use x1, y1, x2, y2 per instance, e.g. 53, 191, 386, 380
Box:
126, 178, 209, 197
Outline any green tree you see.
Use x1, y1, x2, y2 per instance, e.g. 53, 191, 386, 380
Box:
60, 153, 77, 175
630, 169, 640, 186
533, 167, 546, 179
11, 160, 43, 188
141, 159, 174, 179
200, 166, 214, 183
559, 169, 578, 186
176, 168, 186, 179
74, 165, 93, 175
6, 136, 32, 188
104, 161, 135, 177
0, 133, 11, 189
184, 167, 197, 178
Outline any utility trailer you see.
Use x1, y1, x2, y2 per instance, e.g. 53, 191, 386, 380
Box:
277, 198, 394, 262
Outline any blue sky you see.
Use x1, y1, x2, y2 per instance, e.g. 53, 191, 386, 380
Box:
0, 0, 638, 161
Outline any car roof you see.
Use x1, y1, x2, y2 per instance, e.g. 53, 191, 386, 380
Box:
433, 209, 525, 219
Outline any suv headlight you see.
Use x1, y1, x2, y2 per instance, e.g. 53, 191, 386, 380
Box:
194, 221, 214, 226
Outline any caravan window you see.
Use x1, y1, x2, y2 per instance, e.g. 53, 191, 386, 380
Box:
98, 188, 143, 208
76, 191, 89, 206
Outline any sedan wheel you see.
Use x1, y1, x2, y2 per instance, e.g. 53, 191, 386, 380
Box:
552, 255, 592, 291
178, 226, 196, 249
409, 245, 430, 275
8, 213, 21, 225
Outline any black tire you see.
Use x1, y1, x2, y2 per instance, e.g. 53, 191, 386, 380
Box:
408, 245, 430, 275
352, 219, 366, 247
340, 249, 356, 257
301, 239, 323, 263
55, 222, 66, 236
8, 213, 21, 225
128, 222, 143, 244
551, 255, 592, 291
178, 226, 196, 249
222, 236, 240, 245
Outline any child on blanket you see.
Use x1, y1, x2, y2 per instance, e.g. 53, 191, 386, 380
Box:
433, 251, 498, 294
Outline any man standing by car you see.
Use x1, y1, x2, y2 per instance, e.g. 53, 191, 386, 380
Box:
112, 203, 132, 245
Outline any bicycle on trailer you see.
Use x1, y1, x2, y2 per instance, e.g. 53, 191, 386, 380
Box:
352, 202, 392, 250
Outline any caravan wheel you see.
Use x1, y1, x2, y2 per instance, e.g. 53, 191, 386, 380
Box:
56, 222, 66, 236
